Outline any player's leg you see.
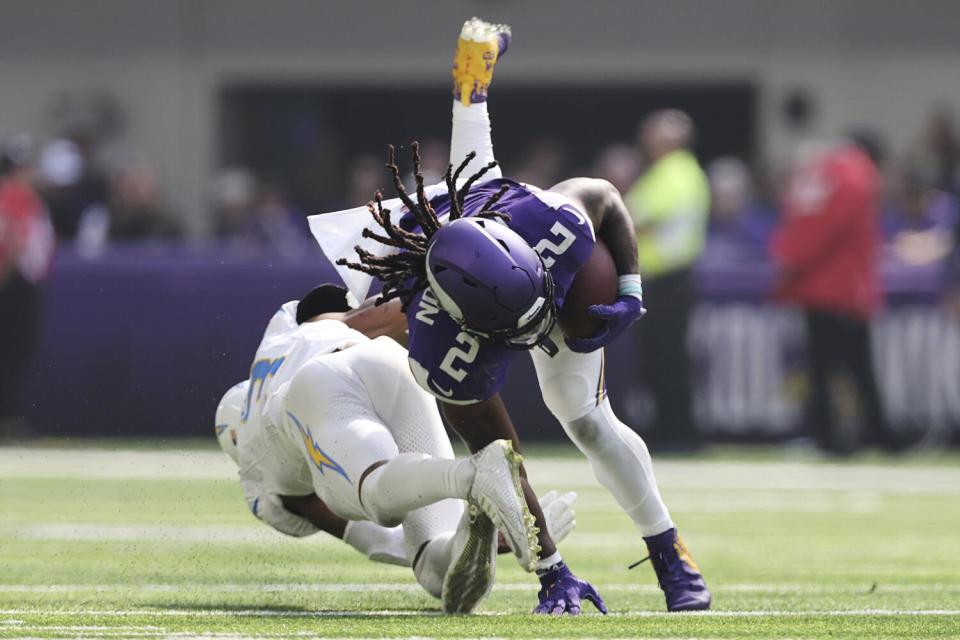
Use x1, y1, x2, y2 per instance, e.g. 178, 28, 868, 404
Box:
283, 355, 471, 525
530, 328, 711, 611
841, 314, 895, 450
804, 310, 839, 452
448, 17, 508, 183
359, 339, 465, 586
289, 344, 534, 607
530, 328, 673, 535
350, 337, 501, 611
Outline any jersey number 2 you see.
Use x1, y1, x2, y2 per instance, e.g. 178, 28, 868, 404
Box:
534, 222, 576, 268
439, 332, 480, 382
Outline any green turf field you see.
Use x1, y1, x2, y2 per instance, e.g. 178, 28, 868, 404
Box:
1, 441, 959, 639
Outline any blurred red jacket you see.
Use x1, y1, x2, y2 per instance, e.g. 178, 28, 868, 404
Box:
770, 143, 881, 320
0, 175, 55, 283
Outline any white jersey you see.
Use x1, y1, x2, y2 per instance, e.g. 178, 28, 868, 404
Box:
235, 301, 369, 517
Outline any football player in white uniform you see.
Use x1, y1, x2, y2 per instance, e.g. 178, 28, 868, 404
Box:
215, 286, 576, 613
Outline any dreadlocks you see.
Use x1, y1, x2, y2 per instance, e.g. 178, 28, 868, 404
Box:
336, 141, 511, 310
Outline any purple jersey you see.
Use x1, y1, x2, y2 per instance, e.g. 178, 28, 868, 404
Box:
403, 178, 595, 403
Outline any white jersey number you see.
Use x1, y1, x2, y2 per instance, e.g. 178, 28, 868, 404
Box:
534, 222, 577, 269
439, 331, 480, 382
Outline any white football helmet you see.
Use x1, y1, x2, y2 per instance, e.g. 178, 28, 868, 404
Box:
215, 381, 248, 465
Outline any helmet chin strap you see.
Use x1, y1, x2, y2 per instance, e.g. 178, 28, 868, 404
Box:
537, 336, 559, 357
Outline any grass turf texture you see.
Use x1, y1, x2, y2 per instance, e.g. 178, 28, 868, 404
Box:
1, 442, 959, 639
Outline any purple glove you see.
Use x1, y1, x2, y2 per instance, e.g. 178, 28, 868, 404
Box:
565, 295, 646, 353
533, 562, 608, 615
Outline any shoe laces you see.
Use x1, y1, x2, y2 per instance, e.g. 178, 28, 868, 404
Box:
628, 543, 695, 591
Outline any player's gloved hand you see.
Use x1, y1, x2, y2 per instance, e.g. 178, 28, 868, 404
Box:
253, 493, 320, 538
565, 295, 645, 353
498, 490, 578, 554
539, 490, 577, 544
534, 561, 608, 615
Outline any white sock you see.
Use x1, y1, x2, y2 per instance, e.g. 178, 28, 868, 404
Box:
563, 400, 675, 537
449, 101, 503, 186
412, 531, 455, 599
360, 453, 474, 526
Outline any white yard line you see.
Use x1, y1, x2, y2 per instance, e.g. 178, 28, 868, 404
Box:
1, 608, 959, 618
2, 448, 959, 495
0, 524, 319, 545
0, 582, 957, 594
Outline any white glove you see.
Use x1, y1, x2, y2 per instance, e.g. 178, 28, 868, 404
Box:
539, 490, 577, 544
342, 520, 410, 567
252, 493, 320, 538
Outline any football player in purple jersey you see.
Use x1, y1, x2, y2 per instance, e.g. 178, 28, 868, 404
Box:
326, 17, 710, 614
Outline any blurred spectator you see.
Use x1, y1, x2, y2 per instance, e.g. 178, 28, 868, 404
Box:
625, 109, 710, 449
906, 107, 960, 196
212, 168, 308, 254
248, 181, 310, 254
346, 155, 385, 209
946, 248, 960, 325
592, 143, 641, 195
705, 157, 775, 259
75, 161, 182, 254
213, 167, 258, 239
409, 138, 447, 188
106, 162, 182, 241
37, 136, 109, 239
770, 133, 897, 453
514, 138, 567, 188
0, 135, 55, 437
884, 170, 957, 266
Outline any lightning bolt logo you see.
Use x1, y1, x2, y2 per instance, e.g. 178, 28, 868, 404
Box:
286, 411, 351, 483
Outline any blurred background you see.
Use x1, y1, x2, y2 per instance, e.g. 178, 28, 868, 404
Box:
2, 0, 959, 454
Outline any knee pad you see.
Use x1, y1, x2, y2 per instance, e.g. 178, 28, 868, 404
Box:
534, 344, 606, 424
541, 372, 601, 425
561, 400, 631, 453
563, 402, 612, 448
564, 409, 605, 447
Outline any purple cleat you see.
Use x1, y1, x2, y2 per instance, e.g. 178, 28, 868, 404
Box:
533, 562, 608, 616
638, 528, 711, 611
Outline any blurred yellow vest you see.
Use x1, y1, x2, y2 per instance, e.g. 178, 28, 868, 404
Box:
625, 150, 710, 279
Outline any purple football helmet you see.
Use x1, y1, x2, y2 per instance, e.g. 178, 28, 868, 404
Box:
425, 217, 557, 351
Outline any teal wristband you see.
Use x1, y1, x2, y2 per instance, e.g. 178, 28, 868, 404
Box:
618, 274, 644, 300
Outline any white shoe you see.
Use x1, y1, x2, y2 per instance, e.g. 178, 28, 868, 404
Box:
441, 503, 497, 614
467, 439, 540, 571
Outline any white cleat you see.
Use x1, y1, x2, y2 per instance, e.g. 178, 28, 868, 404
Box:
467, 439, 540, 572
441, 503, 497, 614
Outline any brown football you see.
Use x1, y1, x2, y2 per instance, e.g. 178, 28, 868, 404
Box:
558, 240, 618, 339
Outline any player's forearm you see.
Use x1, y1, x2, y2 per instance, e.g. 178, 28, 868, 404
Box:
280, 494, 409, 565
550, 178, 639, 275
596, 191, 640, 276
339, 298, 408, 346
279, 493, 347, 538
